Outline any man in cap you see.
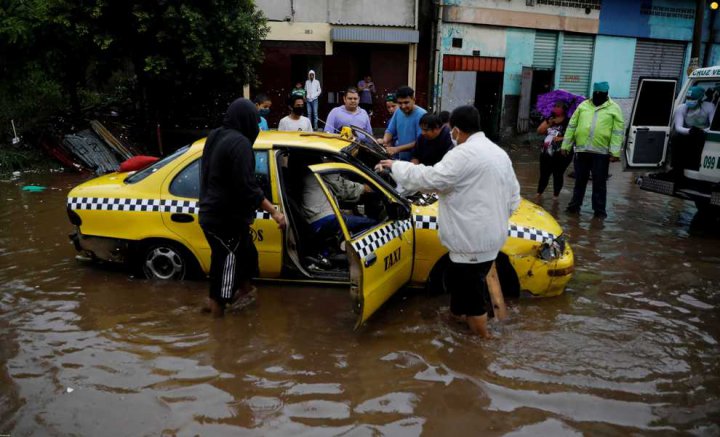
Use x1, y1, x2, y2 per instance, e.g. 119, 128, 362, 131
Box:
671, 85, 715, 176
561, 81, 624, 218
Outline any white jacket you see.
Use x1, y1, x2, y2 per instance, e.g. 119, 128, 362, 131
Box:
392, 132, 521, 263
305, 70, 322, 102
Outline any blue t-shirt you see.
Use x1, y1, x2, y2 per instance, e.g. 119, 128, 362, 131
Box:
258, 116, 269, 131
385, 106, 427, 161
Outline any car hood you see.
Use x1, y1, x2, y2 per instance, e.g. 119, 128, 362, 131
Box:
411, 198, 563, 236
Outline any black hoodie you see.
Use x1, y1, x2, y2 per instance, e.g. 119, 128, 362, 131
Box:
199, 98, 265, 229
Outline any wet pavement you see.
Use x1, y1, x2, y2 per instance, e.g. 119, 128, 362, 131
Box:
1, 149, 719, 436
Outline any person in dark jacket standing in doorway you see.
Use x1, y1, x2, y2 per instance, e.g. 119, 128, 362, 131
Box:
200, 98, 286, 317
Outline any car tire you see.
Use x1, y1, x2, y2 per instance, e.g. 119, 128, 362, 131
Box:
139, 241, 192, 280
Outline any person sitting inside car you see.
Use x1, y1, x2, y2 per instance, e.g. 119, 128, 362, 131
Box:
301, 171, 377, 237
672, 85, 716, 175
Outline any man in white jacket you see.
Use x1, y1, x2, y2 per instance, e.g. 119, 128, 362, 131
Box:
379, 105, 520, 338
305, 70, 322, 130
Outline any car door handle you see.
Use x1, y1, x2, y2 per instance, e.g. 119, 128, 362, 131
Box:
364, 253, 377, 268
171, 213, 194, 223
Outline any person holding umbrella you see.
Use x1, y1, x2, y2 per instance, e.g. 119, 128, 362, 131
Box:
536, 100, 573, 201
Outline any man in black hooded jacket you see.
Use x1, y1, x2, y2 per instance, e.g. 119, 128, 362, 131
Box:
200, 98, 286, 317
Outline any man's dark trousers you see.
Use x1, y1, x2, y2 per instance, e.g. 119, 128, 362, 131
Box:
568, 152, 610, 215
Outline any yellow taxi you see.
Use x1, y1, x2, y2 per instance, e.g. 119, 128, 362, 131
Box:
67, 128, 574, 326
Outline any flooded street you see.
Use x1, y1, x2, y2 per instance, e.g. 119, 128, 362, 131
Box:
1, 149, 719, 436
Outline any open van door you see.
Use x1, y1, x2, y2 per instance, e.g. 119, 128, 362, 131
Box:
624, 78, 677, 168
307, 163, 414, 328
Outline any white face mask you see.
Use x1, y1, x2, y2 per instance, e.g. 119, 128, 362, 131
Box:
450, 127, 459, 147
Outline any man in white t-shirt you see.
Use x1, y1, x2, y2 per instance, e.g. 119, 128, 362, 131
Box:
278, 95, 313, 132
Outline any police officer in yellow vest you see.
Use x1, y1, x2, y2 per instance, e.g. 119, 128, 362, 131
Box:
561, 81, 624, 218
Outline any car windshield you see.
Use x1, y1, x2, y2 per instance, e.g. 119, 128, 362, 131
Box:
125, 145, 190, 184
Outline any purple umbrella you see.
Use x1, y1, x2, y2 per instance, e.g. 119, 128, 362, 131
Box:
535, 89, 586, 119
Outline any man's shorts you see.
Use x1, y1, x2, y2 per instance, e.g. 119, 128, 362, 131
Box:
202, 226, 259, 305
448, 259, 494, 317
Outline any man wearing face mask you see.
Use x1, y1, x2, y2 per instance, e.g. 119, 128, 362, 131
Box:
378, 106, 520, 338
278, 95, 313, 132
254, 93, 272, 131
560, 82, 624, 219
671, 85, 715, 175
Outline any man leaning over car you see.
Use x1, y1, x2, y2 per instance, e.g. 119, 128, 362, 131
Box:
379, 105, 520, 338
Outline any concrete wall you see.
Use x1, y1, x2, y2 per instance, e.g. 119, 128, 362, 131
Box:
502, 28, 534, 97
255, 0, 416, 27
328, 0, 415, 27
590, 35, 636, 99
444, 1, 599, 34
443, 0, 600, 20
441, 23, 506, 57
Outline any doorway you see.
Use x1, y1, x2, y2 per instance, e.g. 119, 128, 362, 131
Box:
474, 72, 504, 142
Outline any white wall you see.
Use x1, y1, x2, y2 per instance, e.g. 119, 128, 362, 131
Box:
255, 0, 416, 27
442, 24, 506, 57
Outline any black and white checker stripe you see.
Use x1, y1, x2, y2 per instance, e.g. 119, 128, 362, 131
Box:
414, 214, 556, 243
414, 214, 438, 230
507, 224, 555, 243
351, 219, 412, 259
67, 197, 197, 214
68, 196, 275, 219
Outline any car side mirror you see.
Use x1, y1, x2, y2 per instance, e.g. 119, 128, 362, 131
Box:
388, 202, 410, 221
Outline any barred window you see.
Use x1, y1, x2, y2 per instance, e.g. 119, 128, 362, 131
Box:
536, 0, 601, 10
639, 2, 694, 20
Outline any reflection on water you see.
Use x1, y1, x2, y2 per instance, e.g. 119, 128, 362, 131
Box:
1, 152, 719, 435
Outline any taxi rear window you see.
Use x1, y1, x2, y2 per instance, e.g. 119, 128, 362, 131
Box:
125, 146, 189, 184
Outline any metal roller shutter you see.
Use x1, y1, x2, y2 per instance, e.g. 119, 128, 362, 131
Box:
559, 33, 595, 96
630, 40, 686, 97
533, 31, 557, 70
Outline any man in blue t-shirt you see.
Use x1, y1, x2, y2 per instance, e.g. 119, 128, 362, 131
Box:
382, 86, 427, 161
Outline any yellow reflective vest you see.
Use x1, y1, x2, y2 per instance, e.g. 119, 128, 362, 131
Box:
561, 99, 625, 157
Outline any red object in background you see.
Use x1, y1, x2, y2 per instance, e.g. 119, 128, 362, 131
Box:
442, 55, 505, 73
119, 155, 159, 172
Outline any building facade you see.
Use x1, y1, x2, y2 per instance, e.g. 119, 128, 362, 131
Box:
432, 0, 720, 140
252, 0, 431, 129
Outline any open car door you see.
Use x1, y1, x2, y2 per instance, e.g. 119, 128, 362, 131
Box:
308, 163, 414, 328
624, 78, 677, 168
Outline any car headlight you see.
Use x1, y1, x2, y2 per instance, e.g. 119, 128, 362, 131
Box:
538, 234, 566, 261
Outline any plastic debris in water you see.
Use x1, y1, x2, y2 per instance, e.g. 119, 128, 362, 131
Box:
22, 185, 46, 192
66, 387, 74, 393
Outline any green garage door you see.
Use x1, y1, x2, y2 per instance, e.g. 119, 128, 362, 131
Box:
558, 33, 595, 96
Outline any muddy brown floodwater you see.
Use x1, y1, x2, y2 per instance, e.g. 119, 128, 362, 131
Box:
1, 148, 719, 436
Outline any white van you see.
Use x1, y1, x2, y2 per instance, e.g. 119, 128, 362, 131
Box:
625, 67, 720, 215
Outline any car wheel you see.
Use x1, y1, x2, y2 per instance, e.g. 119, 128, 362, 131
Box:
141, 242, 188, 280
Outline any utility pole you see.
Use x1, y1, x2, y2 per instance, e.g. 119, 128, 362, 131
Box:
689, 0, 705, 74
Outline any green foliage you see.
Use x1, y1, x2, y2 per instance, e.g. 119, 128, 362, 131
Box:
0, 0, 268, 148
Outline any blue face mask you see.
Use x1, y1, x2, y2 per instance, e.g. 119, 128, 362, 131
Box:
686, 99, 700, 109
258, 108, 270, 117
